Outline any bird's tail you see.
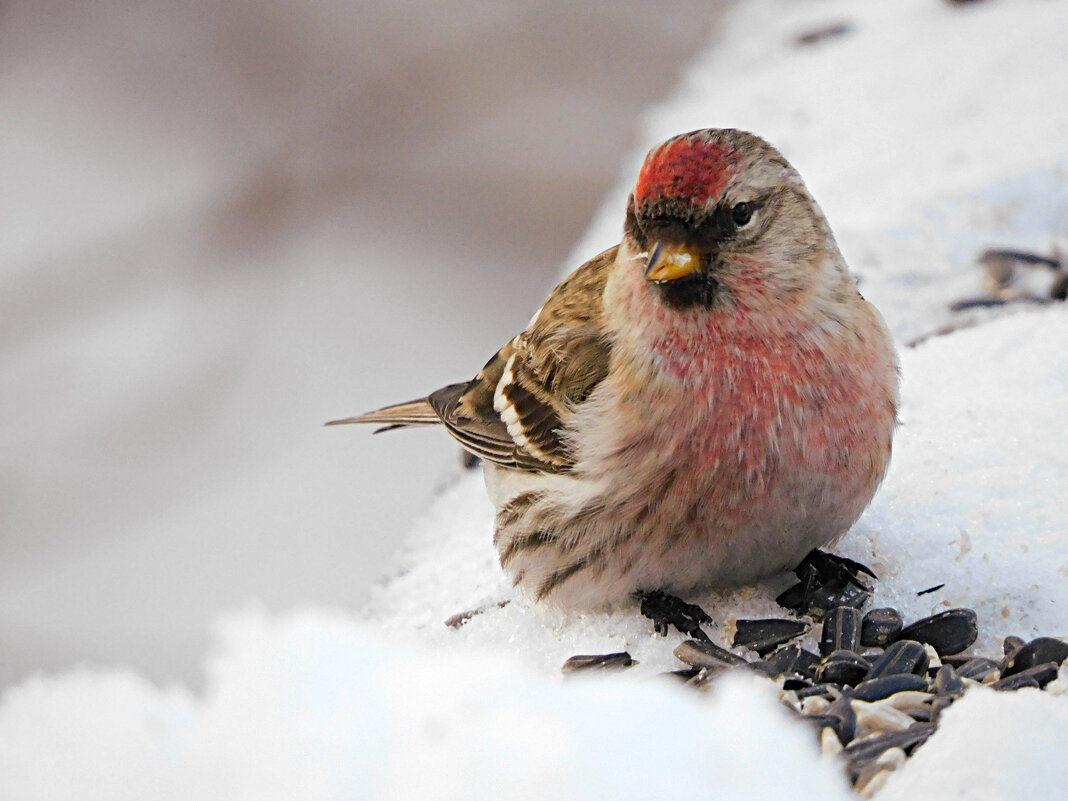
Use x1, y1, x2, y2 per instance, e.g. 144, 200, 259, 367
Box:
325, 397, 440, 433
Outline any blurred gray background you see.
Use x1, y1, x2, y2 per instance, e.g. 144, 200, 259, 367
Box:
0, 0, 727, 687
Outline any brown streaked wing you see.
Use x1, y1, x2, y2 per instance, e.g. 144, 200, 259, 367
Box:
433, 245, 616, 473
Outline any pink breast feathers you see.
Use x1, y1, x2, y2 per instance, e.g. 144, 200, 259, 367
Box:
634, 136, 737, 208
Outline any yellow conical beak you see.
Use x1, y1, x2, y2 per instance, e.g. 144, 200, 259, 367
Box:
644, 240, 705, 282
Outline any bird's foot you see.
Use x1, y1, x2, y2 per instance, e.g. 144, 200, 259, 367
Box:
637, 589, 714, 642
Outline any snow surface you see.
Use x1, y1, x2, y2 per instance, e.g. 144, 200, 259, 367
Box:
2, 0, 1067, 798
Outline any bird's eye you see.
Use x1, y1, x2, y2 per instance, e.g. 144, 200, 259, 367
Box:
731, 202, 753, 227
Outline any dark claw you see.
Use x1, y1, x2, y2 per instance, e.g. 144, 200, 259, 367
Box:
637, 590, 714, 642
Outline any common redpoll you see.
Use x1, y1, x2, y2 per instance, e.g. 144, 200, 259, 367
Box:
331, 128, 899, 609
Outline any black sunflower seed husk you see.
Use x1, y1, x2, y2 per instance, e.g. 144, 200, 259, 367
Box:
806, 695, 858, 746
850, 672, 929, 702
865, 639, 930, 679
732, 618, 810, 655
761, 644, 821, 683
816, 649, 871, 686
1003, 635, 1026, 656
1000, 637, 1068, 677
561, 652, 635, 674
954, 656, 1000, 681
674, 638, 748, 670
795, 648, 822, 680
765, 643, 802, 676
748, 659, 782, 679
843, 725, 937, 778
991, 673, 1042, 691
861, 607, 904, 648
777, 550, 875, 619
897, 608, 979, 656
931, 664, 966, 696
820, 606, 863, 656
991, 662, 1060, 690
688, 666, 736, 688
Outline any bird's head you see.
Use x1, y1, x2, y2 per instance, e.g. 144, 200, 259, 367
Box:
624, 129, 835, 313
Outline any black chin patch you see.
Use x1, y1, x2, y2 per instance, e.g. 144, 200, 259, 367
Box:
654, 273, 720, 310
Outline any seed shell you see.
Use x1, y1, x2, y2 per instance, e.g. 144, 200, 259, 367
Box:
765, 643, 802, 676
991, 662, 1060, 690
851, 673, 928, 702
561, 652, 635, 674
673, 639, 748, 670
861, 608, 903, 648
816, 649, 871, 686
897, 608, 979, 656
820, 606, 863, 656
955, 657, 999, 681
732, 618, 810, 655
932, 664, 966, 696
843, 724, 937, 772
865, 639, 930, 679
991, 673, 1042, 691
1003, 635, 1026, 656
1000, 637, 1068, 677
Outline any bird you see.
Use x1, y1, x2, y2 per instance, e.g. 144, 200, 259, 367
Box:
329, 128, 899, 610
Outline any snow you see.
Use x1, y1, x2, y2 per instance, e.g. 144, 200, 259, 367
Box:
2, 0, 1067, 798
0, 610, 853, 801
879, 686, 1068, 801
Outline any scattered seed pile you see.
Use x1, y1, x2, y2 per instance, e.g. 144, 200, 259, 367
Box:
560, 551, 1068, 798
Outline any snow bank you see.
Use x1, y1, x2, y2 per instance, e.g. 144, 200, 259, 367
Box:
880, 685, 1068, 801
0, 610, 853, 801
2, 0, 1066, 798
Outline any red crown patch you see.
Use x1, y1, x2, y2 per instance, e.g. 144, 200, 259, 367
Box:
635, 135, 736, 208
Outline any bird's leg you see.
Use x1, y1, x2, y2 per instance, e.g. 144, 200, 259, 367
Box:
637, 589, 714, 642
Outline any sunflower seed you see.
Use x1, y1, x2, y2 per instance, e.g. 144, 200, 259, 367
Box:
955, 656, 999, 681
561, 652, 635, 673
865, 639, 930, 679
861, 608, 903, 648
991, 672, 1042, 691
851, 673, 929, 702
820, 606, 863, 656
1003, 635, 1026, 656
732, 618, 810, 655
1000, 637, 1068, 678
816, 695, 858, 745
932, 664, 966, 696
991, 662, 1060, 690
673, 638, 748, 670
816, 649, 872, 686
843, 724, 937, 772
897, 608, 978, 656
